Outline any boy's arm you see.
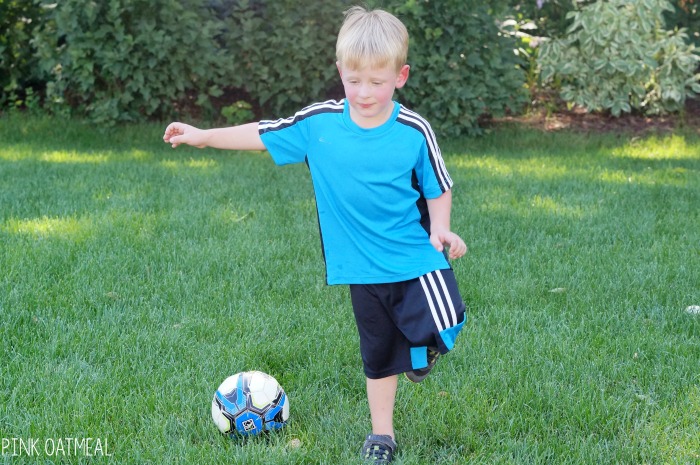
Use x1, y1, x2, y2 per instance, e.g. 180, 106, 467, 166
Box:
163, 122, 266, 151
426, 189, 467, 260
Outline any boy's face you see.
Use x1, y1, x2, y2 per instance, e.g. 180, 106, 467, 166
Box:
337, 62, 410, 129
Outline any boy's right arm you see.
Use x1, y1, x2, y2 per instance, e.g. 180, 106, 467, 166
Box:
163, 122, 266, 151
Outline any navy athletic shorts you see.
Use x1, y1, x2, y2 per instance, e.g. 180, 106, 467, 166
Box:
349, 268, 466, 379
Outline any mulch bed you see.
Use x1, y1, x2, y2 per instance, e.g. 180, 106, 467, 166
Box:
492, 99, 700, 135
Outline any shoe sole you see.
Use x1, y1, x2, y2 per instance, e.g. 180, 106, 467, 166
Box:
404, 351, 440, 383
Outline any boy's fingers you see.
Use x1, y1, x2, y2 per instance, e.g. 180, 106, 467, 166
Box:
446, 237, 467, 259
163, 123, 186, 141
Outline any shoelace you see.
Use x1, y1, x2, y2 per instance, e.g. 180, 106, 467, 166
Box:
427, 348, 440, 363
364, 443, 390, 461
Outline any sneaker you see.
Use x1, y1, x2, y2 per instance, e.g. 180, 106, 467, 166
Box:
404, 347, 440, 383
361, 434, 396, 464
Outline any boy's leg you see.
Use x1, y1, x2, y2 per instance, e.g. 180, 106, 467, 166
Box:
366, 375, 398, 439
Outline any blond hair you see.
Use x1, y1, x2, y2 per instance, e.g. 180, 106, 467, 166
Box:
336, 6, 408, 71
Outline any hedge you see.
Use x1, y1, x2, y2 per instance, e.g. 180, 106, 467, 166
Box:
2, 1, 533, 135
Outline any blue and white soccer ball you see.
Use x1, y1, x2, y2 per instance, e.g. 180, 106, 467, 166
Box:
211, 371, 290, 437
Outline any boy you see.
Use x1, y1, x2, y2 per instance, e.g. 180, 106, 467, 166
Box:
163, 6, 467, 463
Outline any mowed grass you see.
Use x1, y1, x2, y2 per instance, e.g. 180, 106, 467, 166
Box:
1, 114, 698, 464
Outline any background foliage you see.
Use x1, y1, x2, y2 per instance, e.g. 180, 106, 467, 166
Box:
214, 0, 345, 119
669, 0, 700, 47
0, 0, 43, 109
1, 0, 699, 133
31, 0, 226, 124
537, 0, 700, 116
386, 0, 529, 136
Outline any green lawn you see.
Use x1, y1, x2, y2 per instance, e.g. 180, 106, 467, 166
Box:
1, 114, 698, 464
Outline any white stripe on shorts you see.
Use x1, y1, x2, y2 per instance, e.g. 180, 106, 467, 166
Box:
435, 270, 458, 327
425, 272, 451, 330
419, 274, 444, 332
419, 270, 458, 332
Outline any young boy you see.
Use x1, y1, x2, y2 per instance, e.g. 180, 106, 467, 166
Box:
164, 6, 467, 463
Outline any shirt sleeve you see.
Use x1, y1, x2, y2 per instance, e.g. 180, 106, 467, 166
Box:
416, 132, 453, 199
258, 111, 311, 166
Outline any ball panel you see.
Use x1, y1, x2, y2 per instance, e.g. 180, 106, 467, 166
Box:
281, 392, 290, 422
248, 371, 280, 410
215, 389, 246, 417
234, 410, 264, 436
211, 398, 232, 434
212, 371, 289, 437
217, 373, 241, 394
263, 392, 289, 431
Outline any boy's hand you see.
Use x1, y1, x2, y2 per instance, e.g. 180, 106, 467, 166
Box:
430, 230, 467, 260
163, 122, 207, 148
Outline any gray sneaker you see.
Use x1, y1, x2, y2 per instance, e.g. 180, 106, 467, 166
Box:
362, 434, 396, 464
404, 347, 440, 383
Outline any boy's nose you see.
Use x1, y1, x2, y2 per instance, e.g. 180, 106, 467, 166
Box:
358, 83, 372, 98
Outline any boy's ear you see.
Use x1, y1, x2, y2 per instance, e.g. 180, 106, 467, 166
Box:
336, 61, 343, 78
395, 64, 410, 89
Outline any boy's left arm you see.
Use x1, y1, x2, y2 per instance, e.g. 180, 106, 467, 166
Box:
426, 190, 467, 260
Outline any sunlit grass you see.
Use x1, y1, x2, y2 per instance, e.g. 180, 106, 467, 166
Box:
2, 215, 95, 239
1, 146, 153, 164
39, 150, 111, 164
160, 157, 220, 171
1, 114, 699, 464
611, 134, 698, 160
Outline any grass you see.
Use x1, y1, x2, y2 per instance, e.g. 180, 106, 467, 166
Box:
1, 114, 699, 464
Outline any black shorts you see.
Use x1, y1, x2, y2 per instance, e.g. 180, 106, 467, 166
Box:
350, 269, 466, 379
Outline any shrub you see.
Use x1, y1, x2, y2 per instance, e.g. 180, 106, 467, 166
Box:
537, 0, 700, 116
28, 0, 346, 123
24, 0, 530, 135
215, 0, 347, 119
388, 0, 528, 136
0, 0, 45, 108
32, 0, 226, 123
506, 0, 593, 39
217, 0, 529, 134
221, 100, 254, 125
666, 0, 700, 48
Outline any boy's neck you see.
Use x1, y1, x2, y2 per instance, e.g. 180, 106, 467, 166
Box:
347, 100, 396, 129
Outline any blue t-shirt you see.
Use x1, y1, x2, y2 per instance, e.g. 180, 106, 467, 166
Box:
259, 99, 453, 285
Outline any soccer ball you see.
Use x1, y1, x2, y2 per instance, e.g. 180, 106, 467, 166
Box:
211, 371, 290, 437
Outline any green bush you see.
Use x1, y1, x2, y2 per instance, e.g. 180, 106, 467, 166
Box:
219, 0, 528, 134
32, 0, 226, 123
388, 0, 528, 136
666, 0, 700, 48
506, 0, 593, 39
0, 0, 44, 108
20, 0, 529, 135
511, 0, 698, 43
537, 0, 700, 116
27, 0, 346, 123
221, 100, 254, 125
216, 0, 346, 119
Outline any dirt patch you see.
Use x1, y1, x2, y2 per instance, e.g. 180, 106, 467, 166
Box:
492, 98, 700, 135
